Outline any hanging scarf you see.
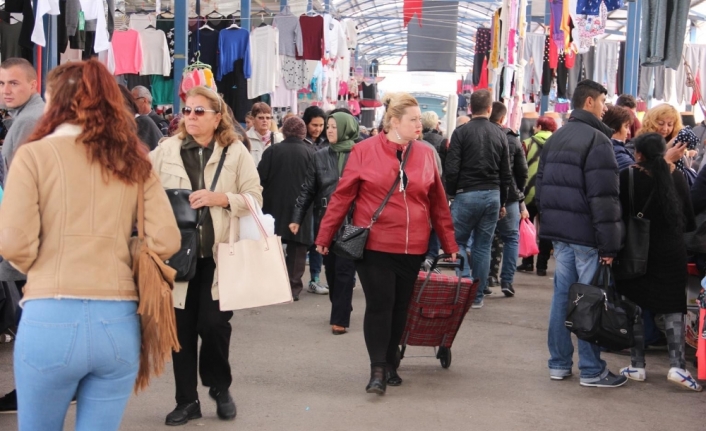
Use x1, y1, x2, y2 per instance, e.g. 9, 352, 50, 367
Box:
329, 112, 359, 175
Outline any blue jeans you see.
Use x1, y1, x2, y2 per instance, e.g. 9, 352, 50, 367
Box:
308, 244, 323, 280
15, 299, 140, 431
495, 201, 520, 284
548, 242, 607, 379
451, 190, 501, 301
426, 230, 441, 260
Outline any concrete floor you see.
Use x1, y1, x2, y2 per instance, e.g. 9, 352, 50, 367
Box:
1, 261, 704, 431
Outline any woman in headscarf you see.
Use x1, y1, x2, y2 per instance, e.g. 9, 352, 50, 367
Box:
290, 112, 360, 334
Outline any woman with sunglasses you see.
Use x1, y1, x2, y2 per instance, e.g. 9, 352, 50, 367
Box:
315, 93, 458, 395
247, 102, 283, 166
150, 86, 263, 425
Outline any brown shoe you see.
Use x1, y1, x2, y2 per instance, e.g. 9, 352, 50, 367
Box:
332, 325, 347, 335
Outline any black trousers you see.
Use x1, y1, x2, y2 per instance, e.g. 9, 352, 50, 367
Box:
172, 258, 233, 404
324, 252, 356, 327
521, 204, 553, 270
356, 250, 424, 368
284, 240, 309, 298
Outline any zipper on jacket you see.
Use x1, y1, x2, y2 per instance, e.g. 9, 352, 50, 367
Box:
403, 190, 410, 253
198, 147, 205, 258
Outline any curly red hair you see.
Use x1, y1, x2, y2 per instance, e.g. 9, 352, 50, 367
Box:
26, 59, 152, 184
536, 116, 558, 133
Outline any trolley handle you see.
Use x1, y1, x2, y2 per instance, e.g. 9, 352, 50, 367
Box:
416, 253, 465, 305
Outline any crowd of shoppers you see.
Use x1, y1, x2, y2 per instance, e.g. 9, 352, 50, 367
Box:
2, 54, 706, 431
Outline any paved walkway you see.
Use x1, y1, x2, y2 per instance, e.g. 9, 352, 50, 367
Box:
1, 262, 704, 430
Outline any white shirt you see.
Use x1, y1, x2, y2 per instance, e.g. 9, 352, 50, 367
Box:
129, 14, 155, 31
343, 19, 358, 50
138, 28, 171, 76
247, 26, 280, 99
31, 0, 61, 47
80, 0, 110, 52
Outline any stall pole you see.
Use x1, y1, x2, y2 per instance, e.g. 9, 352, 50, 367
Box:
324, 0, 331, 12
540, 0, 550, 114
281, 0, 288, 12
623, 0, 641, 97
242, 0, 252, 32
173, 0, 189, 110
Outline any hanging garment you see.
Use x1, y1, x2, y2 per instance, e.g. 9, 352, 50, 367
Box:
111, 29, 143, 75
190, 28, 220, 74
79, 0, 109, 52
549, 0, 564, 51
271, 76, 298, 114
273, 10, 303, 57
281, 56, 306, 91
556, 53, 569, 99
0, 20, 24, 60
217, 28, 251, 81
156, 19, 175, 78
541, 35, 554, 96
296, 15, 324, 60
567, 46, 596, 99
675, 44, 705, 104
403, 0, 423, 27
617, 41, 625, 95
638, 65, 666, 100
248, 26, 280, 99
31, 0, 61, 47
640, 0, 691, 69
473, 28, 492, 86
129, 13, 154, 31
220, 59, 254, 124
490, 9, 501, 69
577, 0, 623, 14
151, 75, 174, 106
342, 19, 358, 50
594, 40, 619, 96
523, 33, 544, 95
139, 27, 171, 76
664, 65, 678, 101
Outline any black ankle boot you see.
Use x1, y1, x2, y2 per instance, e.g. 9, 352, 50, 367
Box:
366, 366, 387, 395
386, 367, 403, 386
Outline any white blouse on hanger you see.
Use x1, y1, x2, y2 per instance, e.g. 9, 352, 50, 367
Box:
138, 28, 171, 76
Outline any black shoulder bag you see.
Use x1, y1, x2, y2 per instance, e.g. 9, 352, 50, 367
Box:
165, 147, 228, 281
565, 265, 638, 351
332, 142, 413, 261
613, 167, 654, 281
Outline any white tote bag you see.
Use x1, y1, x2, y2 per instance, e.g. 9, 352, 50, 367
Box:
217, 195, 292, 311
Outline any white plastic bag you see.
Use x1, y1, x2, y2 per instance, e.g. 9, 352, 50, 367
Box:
239, 194, 275, 241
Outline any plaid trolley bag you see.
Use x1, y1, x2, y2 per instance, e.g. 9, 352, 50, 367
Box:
399, 254, 479, 368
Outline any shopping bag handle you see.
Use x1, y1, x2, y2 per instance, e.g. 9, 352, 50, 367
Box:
416, 253, 465, 304
227, 194, 270, 254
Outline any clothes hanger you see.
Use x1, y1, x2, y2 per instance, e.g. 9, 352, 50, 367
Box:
205, 9, 226, 19
200, 21, 214, 31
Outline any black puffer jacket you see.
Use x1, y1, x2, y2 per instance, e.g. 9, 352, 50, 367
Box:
536, 109, 623, 257
502, 127, 528, 203
445, 117, 512, 204
292, 146, 351, 229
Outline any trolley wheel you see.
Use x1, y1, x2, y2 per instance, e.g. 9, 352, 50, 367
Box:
437, 347, 452, 368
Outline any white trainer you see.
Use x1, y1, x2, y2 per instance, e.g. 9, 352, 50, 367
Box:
667, 368, 703, 392
307, 280, 329, 295
619, 366, 646, 382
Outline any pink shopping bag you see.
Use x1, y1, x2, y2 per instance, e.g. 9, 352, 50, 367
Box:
518, 218, 540, 258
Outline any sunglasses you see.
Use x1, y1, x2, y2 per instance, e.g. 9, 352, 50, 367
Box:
182, 106, 217, 116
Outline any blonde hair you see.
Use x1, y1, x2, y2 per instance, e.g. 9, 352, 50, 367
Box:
382, 92, 419, 132
637, 104, 683, 141
177, 86, 241, 147
421, 111, 439, 130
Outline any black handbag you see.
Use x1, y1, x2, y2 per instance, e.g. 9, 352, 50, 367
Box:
613, 168, 654, 280
565, 265, 638, 351
332, 142, 413, 260
165, 147, 228, 281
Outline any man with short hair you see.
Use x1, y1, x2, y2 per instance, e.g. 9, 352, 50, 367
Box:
0, 58, 45, 182
445, 89, 512, 309
131, 85, 169, 136
536, 79, 626, 388
456, 115, 471, 127
488, 102, 528, 297
0, 57, 44, 414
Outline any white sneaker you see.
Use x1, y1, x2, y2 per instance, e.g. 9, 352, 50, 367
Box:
619, 366, 646, 382
667, 368, 703, 392
307, 280, 329, 295
471, 299, 484, 309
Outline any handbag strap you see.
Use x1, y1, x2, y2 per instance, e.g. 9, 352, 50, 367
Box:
629, 167, 654, 218
196, 146, 229, 229
368, 141, 413, 227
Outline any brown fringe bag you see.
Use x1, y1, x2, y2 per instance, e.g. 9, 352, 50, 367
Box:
132, 182, 181, 392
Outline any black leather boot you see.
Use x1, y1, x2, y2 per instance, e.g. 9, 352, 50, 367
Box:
386, 367, 403, 386
165, 400, 202, 426
365, 365, 387, 395
209, 388, 237, 420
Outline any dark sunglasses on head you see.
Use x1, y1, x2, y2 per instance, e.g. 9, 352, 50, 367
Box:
182, 106, 217, 116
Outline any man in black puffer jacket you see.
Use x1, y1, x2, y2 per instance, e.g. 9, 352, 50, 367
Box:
536, 79, 626, 388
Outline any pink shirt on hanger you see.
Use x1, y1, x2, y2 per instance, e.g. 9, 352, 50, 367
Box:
111, 29, 143, 75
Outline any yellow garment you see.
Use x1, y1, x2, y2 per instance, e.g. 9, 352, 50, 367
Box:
561, 0, 571, 50
490, 9, 501, 69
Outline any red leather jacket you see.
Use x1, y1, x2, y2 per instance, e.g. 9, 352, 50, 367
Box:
316, 133, 458, 255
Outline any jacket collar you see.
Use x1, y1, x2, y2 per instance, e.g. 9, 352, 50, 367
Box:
378, 130, 415, 152
501, 126, 519, 137
48, 123, 82, 137
182, 135, 215, 150
569, 109, 614, 137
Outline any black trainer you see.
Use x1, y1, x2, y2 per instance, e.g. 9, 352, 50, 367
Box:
501, 282, 515, 297
0, 390, 17, 414
165, 400, 202, 426
517, 263, 533, 272
537, 268, 547, 276
209, 388, 237, 420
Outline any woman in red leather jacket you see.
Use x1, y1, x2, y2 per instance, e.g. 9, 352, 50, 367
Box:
315, 93, 458, 395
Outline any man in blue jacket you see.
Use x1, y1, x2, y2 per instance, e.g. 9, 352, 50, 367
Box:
536, 80, 627, 388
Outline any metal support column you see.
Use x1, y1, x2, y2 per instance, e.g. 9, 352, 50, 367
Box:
540, 0, 551, 114
324, 0, 331, 12
242, 0, 252, 32
173, 0, 188, 110
281, 0, 288, 11
623, 0, 641, 97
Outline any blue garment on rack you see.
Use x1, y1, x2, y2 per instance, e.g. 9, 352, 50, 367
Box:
191, 28, 220, 74
217, 28, 251, 81
576, 0, 623, 15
